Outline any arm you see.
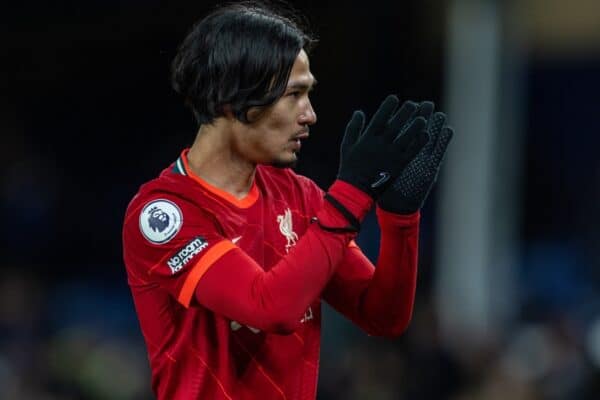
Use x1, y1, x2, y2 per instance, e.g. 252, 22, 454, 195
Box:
194, 181, 371, 334
197, 96, 427, 334
323, 207, 420, 337
328, 101, 452, 337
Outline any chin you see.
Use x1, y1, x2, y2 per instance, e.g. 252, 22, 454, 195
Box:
269, 153, 298, 169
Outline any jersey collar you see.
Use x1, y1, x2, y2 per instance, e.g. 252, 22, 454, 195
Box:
174, 149, 259, 209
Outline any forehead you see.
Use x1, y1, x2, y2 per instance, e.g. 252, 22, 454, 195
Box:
287, 49, 315, 86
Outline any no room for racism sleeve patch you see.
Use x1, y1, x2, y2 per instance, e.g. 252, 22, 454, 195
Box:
139, 199, 183, 244
167, 236, 209, 274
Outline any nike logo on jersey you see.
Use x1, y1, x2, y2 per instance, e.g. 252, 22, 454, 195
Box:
231, 236, 242, 244
230, 320, 260, 334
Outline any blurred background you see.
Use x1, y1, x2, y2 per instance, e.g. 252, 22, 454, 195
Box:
1, 0, 599, 398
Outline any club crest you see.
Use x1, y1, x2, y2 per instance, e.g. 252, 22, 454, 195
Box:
139, 199, 183, 244
277, 208, 298, 253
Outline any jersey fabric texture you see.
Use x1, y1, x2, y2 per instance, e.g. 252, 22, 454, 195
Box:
122, 149, 421, 400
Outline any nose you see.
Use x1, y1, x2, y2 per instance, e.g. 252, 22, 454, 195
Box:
299, 99, 317, 126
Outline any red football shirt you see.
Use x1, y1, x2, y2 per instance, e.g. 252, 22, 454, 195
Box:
123, 149, 420, 399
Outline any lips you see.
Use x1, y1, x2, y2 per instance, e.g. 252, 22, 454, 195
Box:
290, 130, 309, 151
291, 139, 302, 151
293, 130, 309, 140
292, 128, 309, 141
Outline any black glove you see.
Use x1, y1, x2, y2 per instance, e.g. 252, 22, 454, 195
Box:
337, 95, 429, 199
378, 101, 454, 214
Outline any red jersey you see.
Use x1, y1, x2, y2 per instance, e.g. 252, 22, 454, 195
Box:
123, 149, 420, 399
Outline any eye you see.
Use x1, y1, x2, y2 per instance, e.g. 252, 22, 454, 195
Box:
287, 91, 301, 98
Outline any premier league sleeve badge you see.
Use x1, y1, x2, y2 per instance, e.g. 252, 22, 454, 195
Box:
139, 199, 183, 244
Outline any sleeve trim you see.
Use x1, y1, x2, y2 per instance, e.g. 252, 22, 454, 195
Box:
178, 240, 237, 308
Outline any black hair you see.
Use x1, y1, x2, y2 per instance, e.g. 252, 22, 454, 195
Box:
171, 1, 317, 126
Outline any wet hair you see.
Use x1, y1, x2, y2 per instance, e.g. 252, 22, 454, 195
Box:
171, 1, 317, 125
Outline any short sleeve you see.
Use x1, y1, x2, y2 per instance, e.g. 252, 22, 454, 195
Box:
123, 193, 236, 308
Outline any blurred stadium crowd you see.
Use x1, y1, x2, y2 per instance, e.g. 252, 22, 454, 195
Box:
1, 1, 599, 399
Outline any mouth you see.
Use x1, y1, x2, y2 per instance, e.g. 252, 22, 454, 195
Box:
293, 129, 310, 140
290, 130, 309, 151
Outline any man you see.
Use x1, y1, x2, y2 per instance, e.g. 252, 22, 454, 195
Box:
122, 2, 453, 399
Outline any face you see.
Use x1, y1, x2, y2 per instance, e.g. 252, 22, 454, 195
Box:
233, 49, 317, 168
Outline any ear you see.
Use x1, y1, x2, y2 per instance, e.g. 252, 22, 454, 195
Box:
245, 106, 262, 123
245, 106, 270, 124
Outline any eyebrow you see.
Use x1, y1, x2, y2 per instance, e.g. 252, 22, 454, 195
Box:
287, 78, 318, 91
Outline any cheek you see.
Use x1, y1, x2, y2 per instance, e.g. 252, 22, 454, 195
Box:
267, 101, 297, 128
264, 112, 289, 131
261, 116, 293, 143
242, 106, 297, 154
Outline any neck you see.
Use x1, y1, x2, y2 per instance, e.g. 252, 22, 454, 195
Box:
186, 121, 256, 200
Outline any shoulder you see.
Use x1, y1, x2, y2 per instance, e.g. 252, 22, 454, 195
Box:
123, 167, 217, 242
